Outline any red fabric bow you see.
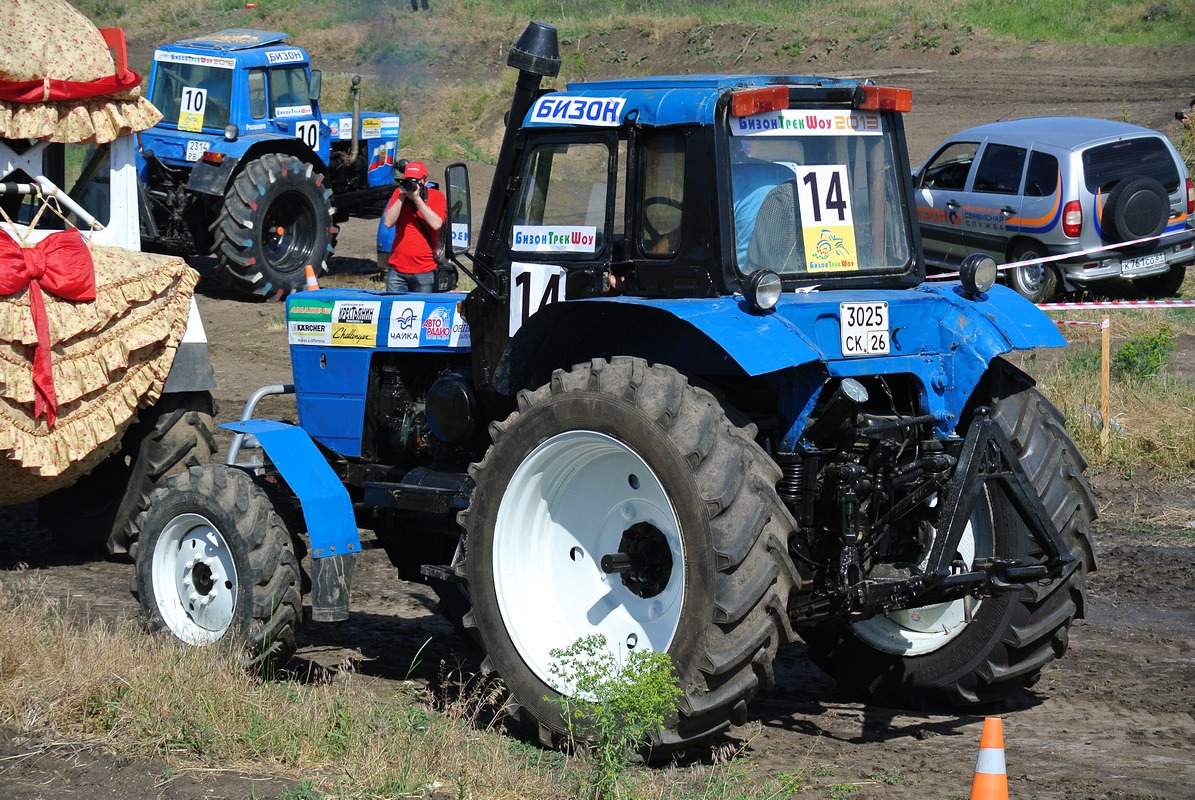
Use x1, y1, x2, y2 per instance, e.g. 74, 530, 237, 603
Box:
0, 228, 96, 427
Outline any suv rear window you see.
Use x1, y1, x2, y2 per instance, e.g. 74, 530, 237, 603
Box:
1083, 137, 1180, 194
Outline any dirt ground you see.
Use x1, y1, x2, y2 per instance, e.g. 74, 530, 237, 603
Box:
3, 33, 1195, 800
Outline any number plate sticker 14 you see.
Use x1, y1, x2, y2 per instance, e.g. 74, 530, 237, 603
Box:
840, 301, 889, 356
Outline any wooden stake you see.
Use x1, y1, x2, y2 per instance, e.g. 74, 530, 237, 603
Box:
1100, 316, 1111, 456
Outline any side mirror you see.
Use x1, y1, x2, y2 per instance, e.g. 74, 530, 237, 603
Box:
444, 162, 472, 257
308, 70, 322, 102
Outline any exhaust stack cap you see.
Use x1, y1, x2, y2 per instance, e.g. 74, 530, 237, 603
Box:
508, 21, 561, 78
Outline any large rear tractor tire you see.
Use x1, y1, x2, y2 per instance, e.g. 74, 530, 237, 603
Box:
802, 359, 1096, 707
130, 465, 303, 670
213, 153, 336, 298
460, 357, 799, 750
39, 392, 217, 557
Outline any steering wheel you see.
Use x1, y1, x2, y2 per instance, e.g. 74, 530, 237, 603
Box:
642, 195, 683, 247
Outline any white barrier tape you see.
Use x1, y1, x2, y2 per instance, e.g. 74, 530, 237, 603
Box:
925, 228, 1190, 280
1038, 299, 1195, 311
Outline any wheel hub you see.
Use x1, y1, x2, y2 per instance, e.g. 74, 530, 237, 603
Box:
151, 513, 239, 645
494, 430, 684, 695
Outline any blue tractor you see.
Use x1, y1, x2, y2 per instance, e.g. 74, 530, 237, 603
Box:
137, 29, 401, 297
131, 23, 1097, 750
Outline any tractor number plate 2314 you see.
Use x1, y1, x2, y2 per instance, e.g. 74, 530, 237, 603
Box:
840, 301, 889, 356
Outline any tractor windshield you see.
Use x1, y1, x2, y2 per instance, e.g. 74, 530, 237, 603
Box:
149, 60, 233, 131
730, 109, 913, 277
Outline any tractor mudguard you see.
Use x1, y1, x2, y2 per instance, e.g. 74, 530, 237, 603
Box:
508, 282, 1062, 437
220, 419, 361, 559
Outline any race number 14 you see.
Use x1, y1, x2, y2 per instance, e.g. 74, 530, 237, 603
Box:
510, 262, 567, 337
840, 301, 889, 356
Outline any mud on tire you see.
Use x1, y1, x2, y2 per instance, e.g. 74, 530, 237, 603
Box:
802, 358, 1097, 707
459, 357, 800, 750
39, 392, 217, 557
213, 153, 336, 298
130, 464, 303, 670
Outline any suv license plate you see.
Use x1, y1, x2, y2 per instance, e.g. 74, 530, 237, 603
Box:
185, 140, 210, 162
1122, 252, 1166, 274
840, 301, 890, 356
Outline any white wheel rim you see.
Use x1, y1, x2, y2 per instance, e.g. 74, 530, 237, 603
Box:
150, 513, 239, 645
851, 499, 991, 656
494, 430, 684, 696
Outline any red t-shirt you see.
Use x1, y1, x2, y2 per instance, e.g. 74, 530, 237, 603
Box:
385, 186, 448, 274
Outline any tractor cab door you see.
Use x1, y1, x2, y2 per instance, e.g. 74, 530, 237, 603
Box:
265, 64, 323, 159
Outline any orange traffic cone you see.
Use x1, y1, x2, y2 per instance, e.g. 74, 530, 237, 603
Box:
970, 717, 1008, 800
304, 264, 320, 291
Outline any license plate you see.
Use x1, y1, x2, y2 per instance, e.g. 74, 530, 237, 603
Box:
840, 301, 889, 356
1121, 252, 1166, 274
185, 140, 210, 162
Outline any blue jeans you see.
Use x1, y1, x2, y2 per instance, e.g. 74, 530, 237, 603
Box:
386, 270, 435, 293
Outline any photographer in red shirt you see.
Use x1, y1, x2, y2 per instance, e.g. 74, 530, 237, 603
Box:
381, 161, 447, 292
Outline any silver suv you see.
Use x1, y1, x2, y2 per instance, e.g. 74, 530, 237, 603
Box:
914, 117, 1195, 302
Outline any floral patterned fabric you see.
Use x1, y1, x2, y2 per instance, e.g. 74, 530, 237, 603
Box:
0, 243, 199, 505
0, 0, 161, 143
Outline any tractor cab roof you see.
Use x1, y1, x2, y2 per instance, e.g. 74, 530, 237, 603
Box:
522, 75, 866, 129
171, 29, 292, 51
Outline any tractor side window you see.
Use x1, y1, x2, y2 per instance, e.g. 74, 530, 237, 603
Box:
510, 141, 610, 258
640, 134, 684, 257
972, 144, 1026, 195
269, 67, 312, 118
1024, 150, 1059, 197
149, 61, 232, 131
248, 69, 267, 120
919, 142, 978, 190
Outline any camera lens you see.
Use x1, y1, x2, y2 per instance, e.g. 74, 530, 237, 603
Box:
399, 178, 418, 192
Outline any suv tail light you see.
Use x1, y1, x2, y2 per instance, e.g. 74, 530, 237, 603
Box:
1062, 200, 1082, 238
1186, 177, 1194, 216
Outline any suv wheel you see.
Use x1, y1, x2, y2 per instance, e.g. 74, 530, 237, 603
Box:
1008, 242, 1058, 303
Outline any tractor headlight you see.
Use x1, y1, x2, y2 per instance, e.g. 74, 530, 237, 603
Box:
744, 269, 782, 312
223, 124, 239, 142
959, 253, 997, 298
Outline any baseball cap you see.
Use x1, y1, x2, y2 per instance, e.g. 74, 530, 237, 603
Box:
402, 161, 429, 180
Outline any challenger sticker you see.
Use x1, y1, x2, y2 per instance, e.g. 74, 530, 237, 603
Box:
734, 109, 882, 137
512, 225, 597, 253
796, 165, 860, 272
361, 118, 382, 139
288, 299, 333, 345
529, 95, 625, 127
330, 300, 381, 347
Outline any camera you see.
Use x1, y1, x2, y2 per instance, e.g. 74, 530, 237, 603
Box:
398, 177, 419, 193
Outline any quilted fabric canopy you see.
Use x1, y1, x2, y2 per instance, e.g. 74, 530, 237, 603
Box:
0, 0, 161, 143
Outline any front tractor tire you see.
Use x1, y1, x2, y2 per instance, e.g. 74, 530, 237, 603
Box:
130, 465, 302, 669
460, 357, 799, 750
213, 153, 336, 298
802, 359, 1097, 707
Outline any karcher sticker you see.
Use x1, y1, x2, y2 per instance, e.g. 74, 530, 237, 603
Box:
288, 299, 333, 346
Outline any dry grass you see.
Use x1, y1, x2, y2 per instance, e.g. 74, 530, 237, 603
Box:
0, 574, 576, 798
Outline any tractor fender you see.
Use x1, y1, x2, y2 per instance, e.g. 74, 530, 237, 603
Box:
220, 419, 361, 559
162, 298, 217, 394
185, 135, 329, 197
505, 282, 1060, 383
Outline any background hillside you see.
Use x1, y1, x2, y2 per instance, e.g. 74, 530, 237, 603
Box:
79, 0, 1195, 165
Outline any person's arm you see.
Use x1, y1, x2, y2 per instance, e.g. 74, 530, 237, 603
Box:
409, 190, 443, 231
382, 191, 403, 227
